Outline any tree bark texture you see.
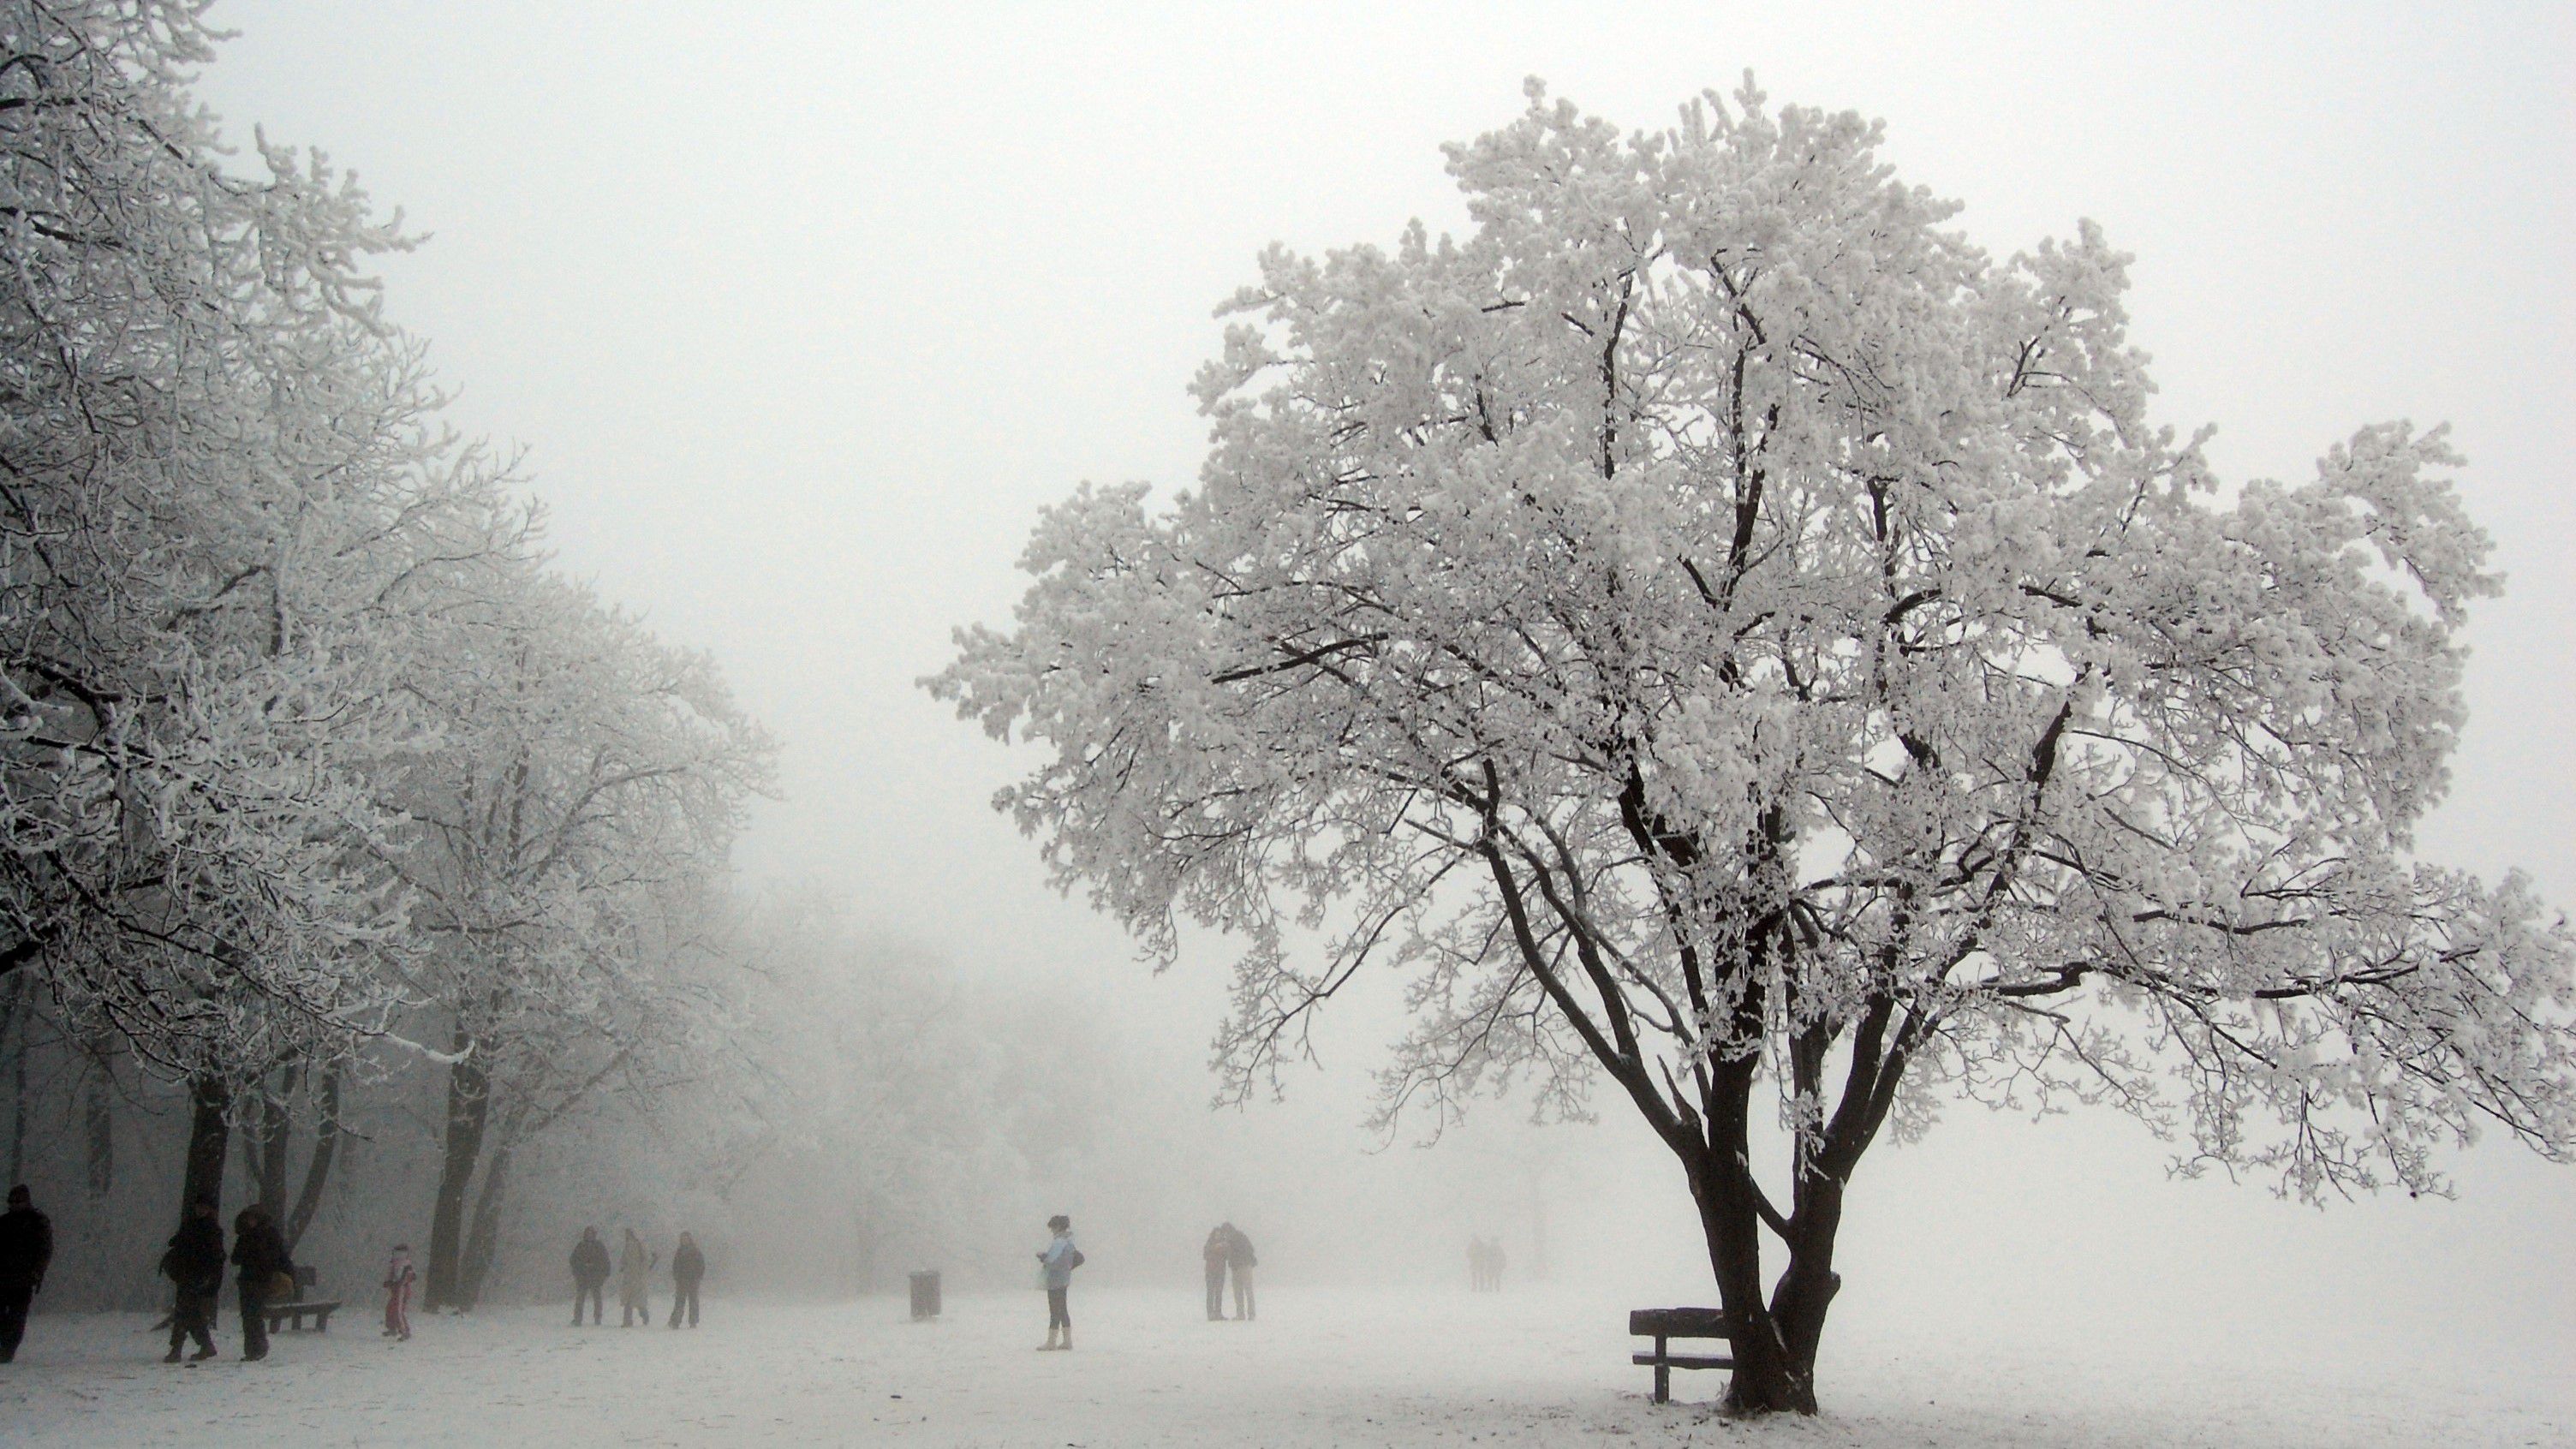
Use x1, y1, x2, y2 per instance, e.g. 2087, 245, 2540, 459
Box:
423, 1035, 490, 1313
283, 1067, 341, 1250
179, 1075, 231, 1221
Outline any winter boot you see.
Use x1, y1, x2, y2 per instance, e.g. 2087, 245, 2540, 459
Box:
1037, 1327, 1059, 1351
1060, 1327, 1073, 1351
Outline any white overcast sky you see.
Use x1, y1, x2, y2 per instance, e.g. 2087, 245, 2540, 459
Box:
192, 0, 2572, 1357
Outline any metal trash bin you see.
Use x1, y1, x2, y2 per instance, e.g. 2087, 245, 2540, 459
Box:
909, 1270, 941, 1321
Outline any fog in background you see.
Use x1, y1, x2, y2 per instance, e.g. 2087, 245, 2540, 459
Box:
150, 0, 2574, 1370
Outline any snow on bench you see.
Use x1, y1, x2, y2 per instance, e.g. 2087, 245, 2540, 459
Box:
1628, 1307, 1732, 1404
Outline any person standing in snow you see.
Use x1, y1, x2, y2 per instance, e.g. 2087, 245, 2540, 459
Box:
230, 1204, 293, 1363
382, 1243, 417, 1340
1035, 1213, 1082, 1351
1202, 1224, 1231, 1321
570, 1226, 611, 1325
667, 1231, 703, 1328
1224, 1224, 1257, 1321
160, 1197, 224, 1363
0, 1185, 53, 1363
617, 1227, 656, 1327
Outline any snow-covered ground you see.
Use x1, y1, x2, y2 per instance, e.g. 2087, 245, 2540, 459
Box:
3, 1284, 2567, 1447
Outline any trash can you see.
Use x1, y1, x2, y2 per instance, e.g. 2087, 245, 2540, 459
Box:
909, 1270, 941, 1321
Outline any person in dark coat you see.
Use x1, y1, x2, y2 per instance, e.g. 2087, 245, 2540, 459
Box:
230, 1205, 292, 1362
570, 1226, 611, 1325
666, 1231, 704, 1329
1224, 1224, 1257, 1321
161, 1198, 225, 1363
0, 1185, 54, 1363
1202, 1224, 1231, 1321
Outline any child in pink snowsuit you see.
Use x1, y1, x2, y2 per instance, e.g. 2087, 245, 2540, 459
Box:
382, 1244, 416, 1340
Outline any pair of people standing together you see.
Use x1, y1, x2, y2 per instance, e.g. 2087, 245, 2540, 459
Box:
159, 1198, 292, 1363
570, 1226, 705, 1327
1201, 1222, 1256, 1321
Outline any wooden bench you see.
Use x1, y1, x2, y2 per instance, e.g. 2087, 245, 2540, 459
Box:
1630, 1307, 1732, 1404
262, 1267, 343, 1333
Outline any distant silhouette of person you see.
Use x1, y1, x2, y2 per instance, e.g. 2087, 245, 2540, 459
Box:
668, 1231, 703, 1328
570, 1226, 611, 1325
230, 1204, 292, 1362
1487, 1237, 1506, 1292
1468, 1235, 1487, 1291
1202, 1224, 1231, 1321
1224, 1224, 1257, 1321
617, 1228, 656, 1327
160, 1197, 224, 1362
1035, 1213, 1082, 1351
0, 1185, 53, 1363
381, 1244, 416, 1341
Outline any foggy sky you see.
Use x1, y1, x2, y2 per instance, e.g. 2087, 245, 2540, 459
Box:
190, 0, 2573, 1365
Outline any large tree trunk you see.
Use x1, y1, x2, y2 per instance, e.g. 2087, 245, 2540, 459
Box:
179, 1074, 231, 1219
256, 1066, 295, 1213
456, 1136, 516, 1310
283, 1066, 342, 1250
423, 1035, 490, 1312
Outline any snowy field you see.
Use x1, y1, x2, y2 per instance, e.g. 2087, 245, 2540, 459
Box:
3, 1285, 2567, 1448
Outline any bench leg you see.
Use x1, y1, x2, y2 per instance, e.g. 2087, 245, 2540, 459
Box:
1655, 1336, 1670, 1404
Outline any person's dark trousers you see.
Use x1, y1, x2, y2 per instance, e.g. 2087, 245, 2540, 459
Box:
169, 1289, 218, 1357
1232, 1267, 1255, 1321
0, 1279, 33, 1361
667, 1282, 699, 1327
1046, 1287, 1070, 1331
238, 1283, 271, 1360
575, 1280, 604, 1325
1205, 1261, 1225, 1320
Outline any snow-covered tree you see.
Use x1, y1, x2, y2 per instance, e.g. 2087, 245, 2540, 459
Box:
385, 554, 772, 1310
934, 80, 2576, 1413
0, 0, 503, 1102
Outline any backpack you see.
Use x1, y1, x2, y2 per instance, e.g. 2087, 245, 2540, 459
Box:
1070, 1248, 1087, 1270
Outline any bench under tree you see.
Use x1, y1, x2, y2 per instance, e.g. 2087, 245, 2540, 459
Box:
262, 1267, 343, 1333
1629, 1308, 1732, 1404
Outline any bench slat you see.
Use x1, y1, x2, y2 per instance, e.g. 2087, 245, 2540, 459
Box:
1631, 1351, 1732, 1370
1628, 1307, 1727, 1337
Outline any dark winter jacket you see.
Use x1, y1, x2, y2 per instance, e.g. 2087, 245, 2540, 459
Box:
570, 1237, 611, 1285
1225, 1227, 1256, 1271
0, 1206, 51, 1288
671, 1242, 704, 1287
163, 1216, 225, 1294
1202, 1228, 1229, 1267
231, 1218, 292, 1287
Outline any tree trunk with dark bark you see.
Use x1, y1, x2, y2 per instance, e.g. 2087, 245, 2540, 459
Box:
423, 1034, 490, 1312
456, 1136, 516, 1310
179, 1074, 231, 1219
283, 1066, 341, 1250
256, 1066, 294, 1213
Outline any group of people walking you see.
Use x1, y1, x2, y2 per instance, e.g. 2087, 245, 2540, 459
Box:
569, 1225, 705, 1328
1467, 1235, 1507, 1291
1200, 1221, 1256, 1321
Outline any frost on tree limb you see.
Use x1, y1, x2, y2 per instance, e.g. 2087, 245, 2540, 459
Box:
934, 76, 2576, 1415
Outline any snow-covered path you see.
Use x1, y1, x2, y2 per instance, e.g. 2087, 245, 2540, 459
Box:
3, 1285, 2566, 1447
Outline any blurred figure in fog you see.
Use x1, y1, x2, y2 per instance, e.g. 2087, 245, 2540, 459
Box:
667, 1231, 703, 1328
0, 1185, 53, 1363
230, 1204, 292, 1362
381, 1243, 416, 1340
569, 1226, 610, 1325
1487, 1237, 1506, 1292
1224, 1224, 1256, 1321
1467, 1236, 1486, 1291
1202, 1224, 1231, 1321
160, 1197, 224, 1362
1036, 1213, 1082, 1351
617, 1227, 656, 1327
